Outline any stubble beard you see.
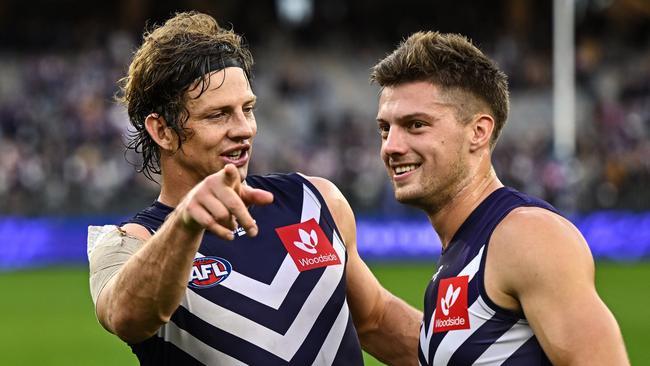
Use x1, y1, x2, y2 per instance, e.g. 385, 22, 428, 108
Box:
393, 156, 468, 216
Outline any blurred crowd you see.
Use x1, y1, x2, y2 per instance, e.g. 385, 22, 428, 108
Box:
489, 32, 650, 213
0, 1, 648, 215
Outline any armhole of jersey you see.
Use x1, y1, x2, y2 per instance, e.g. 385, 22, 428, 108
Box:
476, 206, 528, 322
121, 220, 156, 235
292, 173, 347, 250
118, 201, 173, 236
476, 203, 562, 322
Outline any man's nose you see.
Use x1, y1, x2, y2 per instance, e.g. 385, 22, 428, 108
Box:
382, 127, 408, 156
228, 110, 255, 140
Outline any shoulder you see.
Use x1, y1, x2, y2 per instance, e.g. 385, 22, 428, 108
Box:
489, 206, 595, 296
121, 223, 152, 241
299, 174, 357, 245
494, 206, 587, 256
299, 175, 351, 214
301, 175, 344, 200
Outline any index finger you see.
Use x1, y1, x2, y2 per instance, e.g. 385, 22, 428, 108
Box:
221, 164, 242, 190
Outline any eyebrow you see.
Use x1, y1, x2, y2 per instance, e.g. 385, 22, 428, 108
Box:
377, 111, 439, 124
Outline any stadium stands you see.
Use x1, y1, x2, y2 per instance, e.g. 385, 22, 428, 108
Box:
0, 1, 647, 217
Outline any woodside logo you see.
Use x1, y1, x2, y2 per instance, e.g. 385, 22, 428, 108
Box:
293, 228, 318, 254
275, 218, 341, 272
433, 275, 470, 333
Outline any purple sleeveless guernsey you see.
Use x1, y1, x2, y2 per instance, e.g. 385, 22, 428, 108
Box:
121, 173, 363, 365
419, 187, 557, 366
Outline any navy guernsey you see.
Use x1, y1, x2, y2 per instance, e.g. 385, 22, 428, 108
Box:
419, 187, 557, 366
121, 173, 363, 365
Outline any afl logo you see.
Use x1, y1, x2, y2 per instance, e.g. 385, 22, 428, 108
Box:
188, 257, 232, 289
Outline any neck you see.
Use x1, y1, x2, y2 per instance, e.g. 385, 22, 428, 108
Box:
157, 161, 249, 208
157, 162, 201, 208
427, 164, 503, 250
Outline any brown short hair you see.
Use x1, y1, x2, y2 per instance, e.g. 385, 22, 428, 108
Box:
117, 11, 253, 180
371, 31, 509, 148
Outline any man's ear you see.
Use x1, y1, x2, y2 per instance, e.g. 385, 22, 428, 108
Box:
469, 114, 494, 152
144, 113, 176, 151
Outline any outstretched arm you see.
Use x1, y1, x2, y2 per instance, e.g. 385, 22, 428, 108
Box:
306, 176, 422, 365
93, 164, 273, 344
488, 207, 629, 366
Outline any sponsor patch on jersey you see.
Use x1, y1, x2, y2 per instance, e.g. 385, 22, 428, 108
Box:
275, 218, 341, 272
188, 256, 232, 289
433, 275, 470, 333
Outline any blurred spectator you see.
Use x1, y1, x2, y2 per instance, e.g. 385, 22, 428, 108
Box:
0, 0, 648, 215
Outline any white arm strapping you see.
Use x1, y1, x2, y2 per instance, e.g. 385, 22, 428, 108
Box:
87, 225, 144, 306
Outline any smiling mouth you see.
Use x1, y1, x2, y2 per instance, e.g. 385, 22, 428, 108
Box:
224, 150, 244, 159
220, 146, 251, 167
393, 164, 420, 175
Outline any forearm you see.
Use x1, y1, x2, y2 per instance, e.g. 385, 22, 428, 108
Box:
103, 210, 204, 342
359, 292, 422, 366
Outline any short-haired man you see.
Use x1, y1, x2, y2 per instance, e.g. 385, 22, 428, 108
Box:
87, 12, 421, 365
371, 31, 629, 365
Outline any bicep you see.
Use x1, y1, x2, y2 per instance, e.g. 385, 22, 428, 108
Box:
519, 261, 626, 366
345, 246, 388, 331
523, 282, 623, 365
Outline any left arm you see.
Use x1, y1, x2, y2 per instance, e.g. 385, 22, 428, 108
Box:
306, 176, 422, 366
488, 208, 629, 366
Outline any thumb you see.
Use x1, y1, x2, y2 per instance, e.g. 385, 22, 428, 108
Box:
241, 186, 274, 206
221, 164, 241, 188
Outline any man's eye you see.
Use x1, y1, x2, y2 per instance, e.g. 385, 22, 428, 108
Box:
377, 125, 390, 136
411, 121, 424, 129
243, 105, 256, 113
208, 112, 226, 120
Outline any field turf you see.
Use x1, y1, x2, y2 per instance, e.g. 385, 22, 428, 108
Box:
0, 262, 647, 365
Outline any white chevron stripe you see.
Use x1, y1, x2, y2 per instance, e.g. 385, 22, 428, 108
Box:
311, 299, 350, 366
419, 311, 433, 365
422, 244, 485, 363
431, 294, 494, 365
301, 183, 322, 223
158, 321, 246, 366
193, 183, 323, 309
195, 252, 299, 310
181, 231, 346, 361
473, 321, 533, 365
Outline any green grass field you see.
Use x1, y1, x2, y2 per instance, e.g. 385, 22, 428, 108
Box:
0, 262, 648, 365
